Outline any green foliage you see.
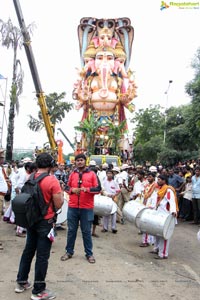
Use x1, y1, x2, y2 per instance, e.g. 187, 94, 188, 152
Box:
28, 92, 73, 131
185, 47, 200, 147
165, 106, 185, 128
134, 136, 163, 164
10, 83, 17, 104
12, 150, 34, 161
158, 148, 199, 167
131, 47, 200, 166
186, 77, 200, 99
134, 143, 144, 162
0, 18, 31, 161
167, 124, 197, 151
165, 105, 197, 151
74, 114, 102, 155
142, 136, 163, 161
131, 104, 164, 144
133, 103, 200, 165
1, 18, 70, 161
191, 47, 200, 77
107, 120, 127, 156
158, 148, 181, 167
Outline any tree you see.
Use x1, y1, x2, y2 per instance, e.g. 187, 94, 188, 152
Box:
129, 48, 200, 165
165, 105, 197, 151
106, 120, 127, 156
0, 18, 34, 161
74, 114, 102, 156
158, 148, 180, 167
185, 47, 200, 146
134, 136, 163, 164
27, 92, 73, 131
131, 102, 200, 164
131, 105, 164, 145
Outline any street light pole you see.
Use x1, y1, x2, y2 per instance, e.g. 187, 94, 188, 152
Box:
163, 80, 173, 144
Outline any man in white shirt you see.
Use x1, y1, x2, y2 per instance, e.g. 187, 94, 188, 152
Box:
117, 164, 131, 223
0, 150, 8, 212
3, 162, 19, 224
139, 172, 157, 247
101, 169, 120, 233
151, 174, 177, 259
130, 170, 148, 203
98, 163, 108, 186
0, 149, 8, 250
191, 166, 200, 224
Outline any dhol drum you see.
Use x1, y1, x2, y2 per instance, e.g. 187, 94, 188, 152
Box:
94, 194, 116, 216
122, 200, 146, 224
135, 208, 176, 240
56, 199, 68, 225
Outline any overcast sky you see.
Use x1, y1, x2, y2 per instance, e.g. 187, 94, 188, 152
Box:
0, 0, 200, 154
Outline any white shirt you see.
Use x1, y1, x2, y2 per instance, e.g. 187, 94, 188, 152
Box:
182, 182, 192, 201
120, 170, 129, 186
102, 179, 120, 196
114, 173, 122, 185
146, 190, 157, 209
0, 166, 8, 193
14, 167, 29, 190
98, 170, 107, 186
157, 188, 176, 214
130, 179, 147, 199
9, 167, 19, 195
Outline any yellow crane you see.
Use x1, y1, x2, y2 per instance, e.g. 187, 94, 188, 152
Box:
13, 0, 57, 157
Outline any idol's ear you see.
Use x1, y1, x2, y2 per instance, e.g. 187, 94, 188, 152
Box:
78, 18, 97, 67
115, 18, 134, 71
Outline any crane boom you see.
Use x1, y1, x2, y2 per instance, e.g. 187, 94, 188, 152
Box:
13, 0, 57, 153
57, 128, 75, 151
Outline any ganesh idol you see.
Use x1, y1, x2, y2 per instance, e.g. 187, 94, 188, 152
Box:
72, 18, 137, 152
73, 41, 137, 124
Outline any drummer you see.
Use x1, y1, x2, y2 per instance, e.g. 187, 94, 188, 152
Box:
139, 172, 158, 247
101, 169, 121, 233
151, 174, 178, 259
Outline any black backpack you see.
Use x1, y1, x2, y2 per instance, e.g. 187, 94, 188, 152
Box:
12, 172, 50, 228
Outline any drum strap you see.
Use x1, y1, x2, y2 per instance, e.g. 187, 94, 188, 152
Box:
156, 185, 179, 212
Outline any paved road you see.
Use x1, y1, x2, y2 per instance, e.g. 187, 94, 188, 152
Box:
1, 217, 200, 300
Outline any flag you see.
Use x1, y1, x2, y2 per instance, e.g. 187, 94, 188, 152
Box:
0, 74, 6, 79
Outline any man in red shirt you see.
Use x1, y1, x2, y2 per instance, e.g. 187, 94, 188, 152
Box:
60, 153, 101, 264
15, 153, 64, 300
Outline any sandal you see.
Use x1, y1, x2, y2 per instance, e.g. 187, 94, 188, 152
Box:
154, 256, 168, 260
87, 255, 96, 264
92, 233, 99, 238
16, 233, 26, 238
60, 253, 73, 261
149, 250, 159, 254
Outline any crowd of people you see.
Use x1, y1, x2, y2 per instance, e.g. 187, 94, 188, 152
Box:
1, 148, 200, 299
